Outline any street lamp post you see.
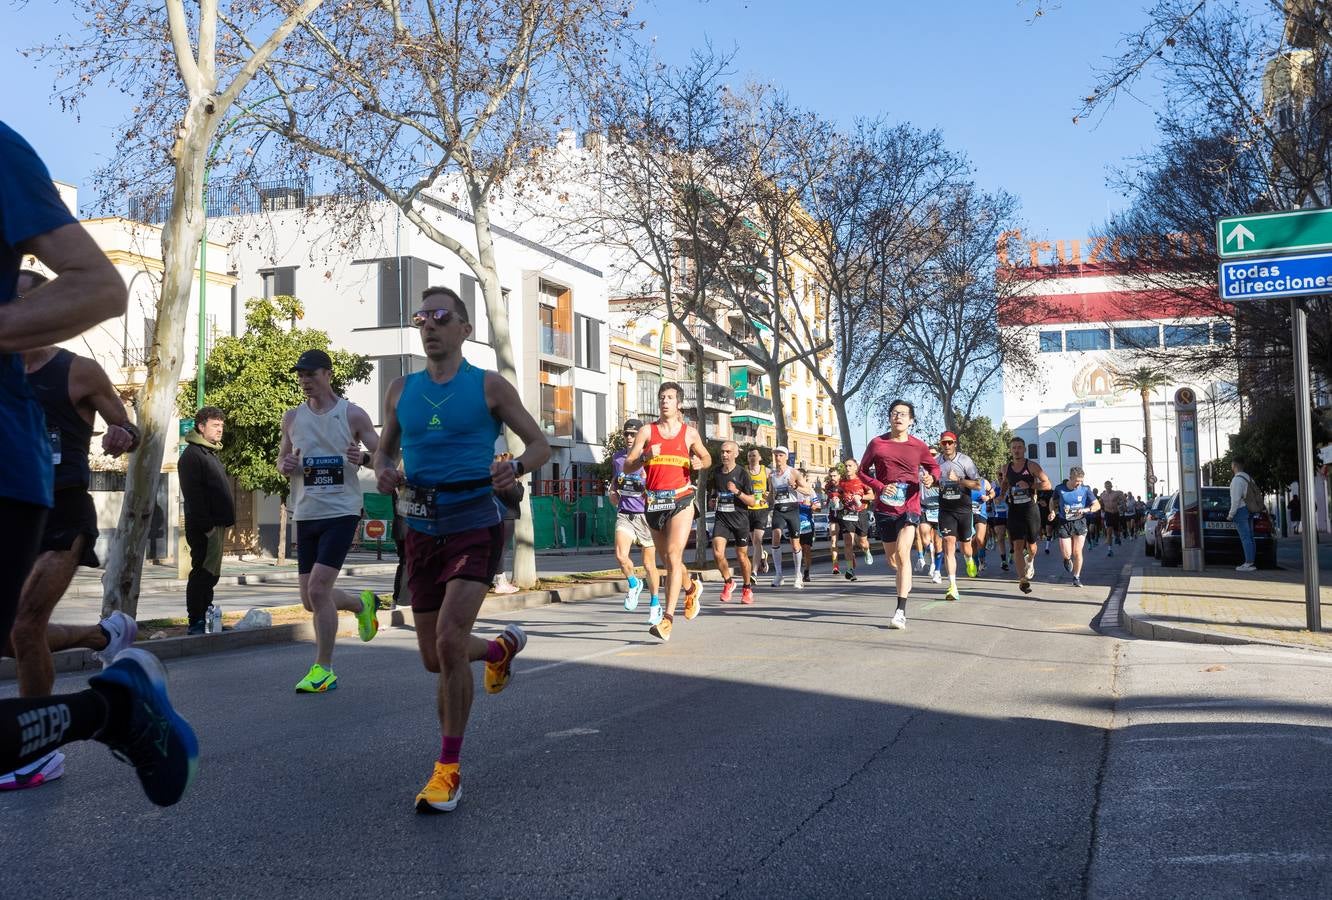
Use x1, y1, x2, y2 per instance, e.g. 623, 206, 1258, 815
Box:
1051, 420, 1078, 482
197, 89, 309, 406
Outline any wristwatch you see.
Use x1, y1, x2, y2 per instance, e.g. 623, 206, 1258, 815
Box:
509, 459, 525, 477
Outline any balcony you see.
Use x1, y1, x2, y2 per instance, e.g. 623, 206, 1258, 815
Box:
680, 381, 736, 412
540, 325, 573, 359
735, 393, 774, 417
675, 322, 735, 361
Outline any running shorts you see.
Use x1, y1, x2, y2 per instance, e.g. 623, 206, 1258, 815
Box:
770, 505, 801, 539
645, 495, 695, 533
1007, 501, 1042, 543
406, 523, 506, 611
712, 511, 751, 546
837, 511, 868, 537
874, 510, 921, 543
936, 504, 974, 541
41, 486, 100, 568
296, 514, 360, 574
1105, 511, 1122, 534
1055, 518, 1089, 540
748, 508, 771, 531
615, 512, 655, 548
992, 514, 1008, 526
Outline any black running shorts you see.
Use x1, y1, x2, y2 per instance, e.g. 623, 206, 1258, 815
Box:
1055, 518, 1089, 540
874, 510, 921, 543
936, 503, 974, 541
769, 505, 801, 540
1007, 501, 1041, 543
712, 511, 751, 546
41, 486, 100, 568
296, 514, 360, 574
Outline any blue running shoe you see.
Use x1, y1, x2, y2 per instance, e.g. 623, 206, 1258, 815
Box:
89, 648, 199, 807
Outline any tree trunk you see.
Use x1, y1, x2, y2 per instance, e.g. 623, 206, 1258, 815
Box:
471, 191, 538, 588
692, 337, 709, 564
1141, 388, 1157, 496
770, 365, 788, 448
835, 401, 855, 460
102, 101, 214, 619
277, 498, 289, 565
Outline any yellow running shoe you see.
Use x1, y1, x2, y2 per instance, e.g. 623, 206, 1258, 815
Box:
683, 577, 702, 620
649, 616, 672, 642
356, 590, 380, 642
965, 557, 978, 578
415, 762, 462, 813
294, 664, 337, 693
484, 624, 526, 695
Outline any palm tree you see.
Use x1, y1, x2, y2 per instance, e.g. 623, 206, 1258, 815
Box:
1114, 367, 1171, 496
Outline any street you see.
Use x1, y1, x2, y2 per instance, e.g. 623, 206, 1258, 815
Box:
5, 544, 1332, 898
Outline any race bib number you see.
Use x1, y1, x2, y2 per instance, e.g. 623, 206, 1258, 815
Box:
303, 456, 346, 493
926, 507, 940, 524
841, 509, 861, 523
775, 491, 796, 506
880, 482, 908, 507
398, 484, 438, 519
48, 428, 61, 465
615, 472, 644, 498
799, 516, 813, 535
940, 481, 963, 501
646, 489, 678, 513
716, 491, 736, 513
1063, 504, 1085, 520
1010, 486, 1032, 504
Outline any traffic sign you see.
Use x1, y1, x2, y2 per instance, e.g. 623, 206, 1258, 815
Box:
1217, 208, 1332, 258
1218, 251, 1332, 300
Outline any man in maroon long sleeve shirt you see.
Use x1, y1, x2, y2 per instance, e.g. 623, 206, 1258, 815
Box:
859, 399, 940, 630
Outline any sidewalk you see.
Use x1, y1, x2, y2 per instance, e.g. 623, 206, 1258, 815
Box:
64, 551, 401, 598
1123, 564, 1332, 651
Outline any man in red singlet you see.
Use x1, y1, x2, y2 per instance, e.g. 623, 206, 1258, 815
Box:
623, 382, 712, 642
857, 399, 939, 630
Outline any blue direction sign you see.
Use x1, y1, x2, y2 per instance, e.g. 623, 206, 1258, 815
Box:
1218, 251, 1332, 301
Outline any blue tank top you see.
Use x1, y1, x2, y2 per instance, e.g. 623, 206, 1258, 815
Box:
398, 362, 503, 535
1054, 481, 1094, 521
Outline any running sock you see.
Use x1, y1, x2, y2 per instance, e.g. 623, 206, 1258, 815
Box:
650, 595, 660, 605
978, 548, 987, 563
934, 551, 943, 571
792, 548, 803, 577
774, 552, 784, 579
483, 639, 509, 664
0, 690, 108, 774
439, 735, 463, 766
627, 574, 639, 590
896, 597, 908, 613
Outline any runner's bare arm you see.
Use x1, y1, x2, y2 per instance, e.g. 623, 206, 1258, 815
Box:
346, 403, 380, 463
484, 371, 551, 491
686, 426, 711, 469
277, 408, 301, 477
72, 356, 135, 455
1032, 462, 1053, 491
374, 376, 406, 493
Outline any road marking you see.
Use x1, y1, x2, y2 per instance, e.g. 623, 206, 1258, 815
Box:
1167, 851, 1328, 865
545, 727, 600, 739
1126, 733, 1332, 747
1130, 699, 1255, 710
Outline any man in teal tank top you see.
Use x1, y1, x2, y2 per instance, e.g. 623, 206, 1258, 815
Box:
374, 285, 550, 814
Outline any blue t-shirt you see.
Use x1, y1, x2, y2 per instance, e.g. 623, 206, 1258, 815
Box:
971, 479, 991, 519
1, 122, 77, 507
1054, 481, 1095, 521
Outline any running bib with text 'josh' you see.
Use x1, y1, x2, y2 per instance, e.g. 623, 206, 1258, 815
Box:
303, 456, 346, 493
880, 482, 908, 507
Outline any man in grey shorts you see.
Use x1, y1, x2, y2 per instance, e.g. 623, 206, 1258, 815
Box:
610, 419, 661, 624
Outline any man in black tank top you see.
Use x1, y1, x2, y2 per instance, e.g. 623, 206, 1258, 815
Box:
1, 273, 143, 790
998, 437, 1051, 594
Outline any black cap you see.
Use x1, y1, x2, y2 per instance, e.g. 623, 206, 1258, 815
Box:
623, 418, 644, 431
290, 349, 333, 372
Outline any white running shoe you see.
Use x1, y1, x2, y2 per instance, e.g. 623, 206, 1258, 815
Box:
624, 580, 644, 611
864, 550, 873, 565
1236, 562, 1257, 572
794, 572, 804, 590
930, 569, 942, 584
772, 574, 783, 588
647, 603, 663, 626
1026, 558, 1036, 581
97, 611, 139, 668
0, 750, 65, 791
889, 610, 907, 630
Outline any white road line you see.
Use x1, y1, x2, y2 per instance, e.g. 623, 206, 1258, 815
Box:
1167, 852, 1329, 865
1126, 733, 1332, 746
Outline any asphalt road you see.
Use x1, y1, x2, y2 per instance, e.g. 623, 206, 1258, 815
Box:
6, 541, 1332, 898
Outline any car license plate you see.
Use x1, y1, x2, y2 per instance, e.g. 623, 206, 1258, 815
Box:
1205, 521, 1237, 530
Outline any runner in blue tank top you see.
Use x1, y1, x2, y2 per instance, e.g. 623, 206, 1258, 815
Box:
375, 285, 550, 814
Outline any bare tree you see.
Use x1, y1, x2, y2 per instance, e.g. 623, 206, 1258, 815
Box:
45, 0, 326, 616
235, 0, 632, 587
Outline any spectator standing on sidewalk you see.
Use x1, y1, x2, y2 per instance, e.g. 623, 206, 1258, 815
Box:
1289, 493, 1302, 536
179, 407, 235, 633
1227, 457, 1262, 573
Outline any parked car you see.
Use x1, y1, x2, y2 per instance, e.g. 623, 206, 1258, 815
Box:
1155, 488, 1276, 568
1143, 495, 1171, 557
812, 512, 830, 542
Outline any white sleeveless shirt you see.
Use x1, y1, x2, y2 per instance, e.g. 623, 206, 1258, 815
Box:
290, 397, 364, 521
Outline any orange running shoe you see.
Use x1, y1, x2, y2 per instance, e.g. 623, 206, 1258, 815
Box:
683, 577, 702, 620
484, 624, 526, 695
415, 762, 462, 813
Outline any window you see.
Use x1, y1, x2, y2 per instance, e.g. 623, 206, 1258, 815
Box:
1164, 324, 1209, 348
1110, 437, 1121, 454
1114, 326, 1159, 349
1212, 321, 1232, 344
1028, 443, 1038, 459
1065, 328, 1111, 351
1039, 330, 1063, 353
1068, 440, 1078, 457
260, 266, 296, 299
636, 372, 661, 420
575, 314, 603, 371
575, 390, 606, 444
1045, 441, 1056, 459
378, 258, 428, 327
373, 354, 426, 424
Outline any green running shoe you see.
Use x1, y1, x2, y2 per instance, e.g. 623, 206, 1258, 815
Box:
295, 664, 338, 693
965, 556, 978, 578
945, 584, 961, 602
356, 590, 380, 642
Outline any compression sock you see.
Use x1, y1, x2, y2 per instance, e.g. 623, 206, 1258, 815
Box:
439, 735, 463, 765
896, 596, 908, 613
793, 548, 803, 578
774, 552, 784, 580
0, 690, 108, 774
484, 639, 509, 664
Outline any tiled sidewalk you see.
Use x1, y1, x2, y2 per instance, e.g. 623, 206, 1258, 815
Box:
1123, 565, 1332, 651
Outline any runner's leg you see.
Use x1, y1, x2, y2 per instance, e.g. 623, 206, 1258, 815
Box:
661, 505, 694, 619
1072, 533, 1086, 578
10, 543, 84, 696
301, 564, 365, 669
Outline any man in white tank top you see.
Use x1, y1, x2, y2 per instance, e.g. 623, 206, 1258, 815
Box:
277, 349, 383, 693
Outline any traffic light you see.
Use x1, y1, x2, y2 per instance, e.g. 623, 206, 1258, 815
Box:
1111, 437, 1121, 454
1094, 439, 1103, 454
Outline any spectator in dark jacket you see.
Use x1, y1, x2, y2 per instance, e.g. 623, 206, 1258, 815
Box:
178, 407, 235, 633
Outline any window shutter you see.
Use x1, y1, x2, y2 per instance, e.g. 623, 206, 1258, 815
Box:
275, 267, 296, 297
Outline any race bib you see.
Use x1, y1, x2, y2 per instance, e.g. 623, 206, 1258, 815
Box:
716, 491, 736, 513
646, 489, 678, 513
1063, 504, 1085, 520
616, 472, 644, 498
799, 516, 813, 535
775, 491, 796, 506
926, 507, 940, 524
940, 481, 963, 501
1010, 486, 1032, 504
303, 456, 346, 493
398, 483, 438, 519
48, 428, 61, 466
880, 482, 908, 507
841, 510, 861, 523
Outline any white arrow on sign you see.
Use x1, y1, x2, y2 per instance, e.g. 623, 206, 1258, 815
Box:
1225, 223, 1256, 249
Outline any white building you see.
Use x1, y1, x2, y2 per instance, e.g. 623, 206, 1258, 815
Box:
1000, 256, 1240, 499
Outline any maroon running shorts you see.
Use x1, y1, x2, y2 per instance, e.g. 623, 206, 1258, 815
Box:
405, 524, 506, 612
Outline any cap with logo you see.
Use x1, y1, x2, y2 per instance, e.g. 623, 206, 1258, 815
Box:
940, 431, 958, 442
291, 349, 334, 372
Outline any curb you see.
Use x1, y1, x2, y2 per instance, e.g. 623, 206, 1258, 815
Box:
1120, 565, 1330, 652
60, 562, 402, 599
